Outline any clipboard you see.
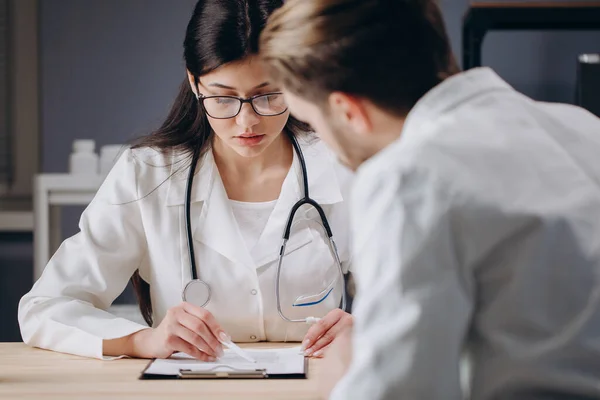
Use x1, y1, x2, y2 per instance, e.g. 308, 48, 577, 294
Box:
139, 358, 308, 379
138, 347, 308, 380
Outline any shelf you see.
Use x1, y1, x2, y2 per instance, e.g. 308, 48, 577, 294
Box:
36, 174, 106, 191
462, 2, 600, 69
0, 211, 34, 232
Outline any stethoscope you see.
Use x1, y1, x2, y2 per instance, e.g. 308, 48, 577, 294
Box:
181, 133, 347, 324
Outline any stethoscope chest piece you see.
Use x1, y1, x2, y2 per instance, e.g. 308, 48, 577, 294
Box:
182, 279, 212, 308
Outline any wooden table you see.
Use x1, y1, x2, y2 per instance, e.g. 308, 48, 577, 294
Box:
0, 343, 322, 399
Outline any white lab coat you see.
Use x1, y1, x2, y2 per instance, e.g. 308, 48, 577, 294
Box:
18, 137, 352, 359
331, 67, 600, 400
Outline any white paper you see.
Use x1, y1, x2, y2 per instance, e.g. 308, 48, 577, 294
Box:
144, 346, 305, 376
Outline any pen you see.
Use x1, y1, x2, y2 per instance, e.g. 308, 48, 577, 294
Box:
219, 333, 257, 363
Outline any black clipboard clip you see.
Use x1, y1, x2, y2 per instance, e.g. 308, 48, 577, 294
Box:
178, 365, 268, 379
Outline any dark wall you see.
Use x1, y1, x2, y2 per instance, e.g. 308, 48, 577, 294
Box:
40, 0, 197, 175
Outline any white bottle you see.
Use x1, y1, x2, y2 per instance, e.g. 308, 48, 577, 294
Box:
69, 139, 99, 175
100, 144, 124, 176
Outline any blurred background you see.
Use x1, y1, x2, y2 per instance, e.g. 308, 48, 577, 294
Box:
0, 0, 599, 341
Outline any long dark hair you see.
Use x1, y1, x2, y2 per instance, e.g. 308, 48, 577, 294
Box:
129, 0, 309, 326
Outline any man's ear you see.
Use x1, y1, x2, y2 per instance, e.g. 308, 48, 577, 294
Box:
327, 92, 372, 136
186, 70, 199, 98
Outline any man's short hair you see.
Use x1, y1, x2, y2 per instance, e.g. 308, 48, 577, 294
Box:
260, 0, 459, 116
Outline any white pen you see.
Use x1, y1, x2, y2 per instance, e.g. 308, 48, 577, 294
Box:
219, 332, 257, 363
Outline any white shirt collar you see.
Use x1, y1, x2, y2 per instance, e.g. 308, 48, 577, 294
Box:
165, 136, 344, 206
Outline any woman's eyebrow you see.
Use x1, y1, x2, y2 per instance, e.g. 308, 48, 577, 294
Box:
207, 81, 271, 91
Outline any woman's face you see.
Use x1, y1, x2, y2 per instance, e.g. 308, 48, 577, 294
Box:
188, 56, 290, 158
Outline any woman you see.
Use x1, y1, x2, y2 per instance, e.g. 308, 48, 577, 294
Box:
18, 0, 353, 361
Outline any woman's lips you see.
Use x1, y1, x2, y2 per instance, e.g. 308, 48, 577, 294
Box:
235, 134, 265, 146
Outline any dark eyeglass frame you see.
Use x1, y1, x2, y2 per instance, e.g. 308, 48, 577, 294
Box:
197, 91, 288, 119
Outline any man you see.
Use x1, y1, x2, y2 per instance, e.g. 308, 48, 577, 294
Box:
260, 0, 600, 399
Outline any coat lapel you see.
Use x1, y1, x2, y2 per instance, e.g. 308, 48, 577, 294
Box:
251, 139, 344, 267
164, 139, 345, 270
165, 149, 254, 269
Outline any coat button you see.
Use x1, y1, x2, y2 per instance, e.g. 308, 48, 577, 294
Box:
250, 289, 257, 295
250, 335, 257, 340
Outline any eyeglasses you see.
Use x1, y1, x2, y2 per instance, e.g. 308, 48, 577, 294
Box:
198, 92, 288, 119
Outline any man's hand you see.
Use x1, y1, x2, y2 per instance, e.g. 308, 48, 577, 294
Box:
302, 308, 353, 357
318, 325, 353, 399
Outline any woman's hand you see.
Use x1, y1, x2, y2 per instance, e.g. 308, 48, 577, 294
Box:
122, 302, 227, 361
301, 308, 353, 357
